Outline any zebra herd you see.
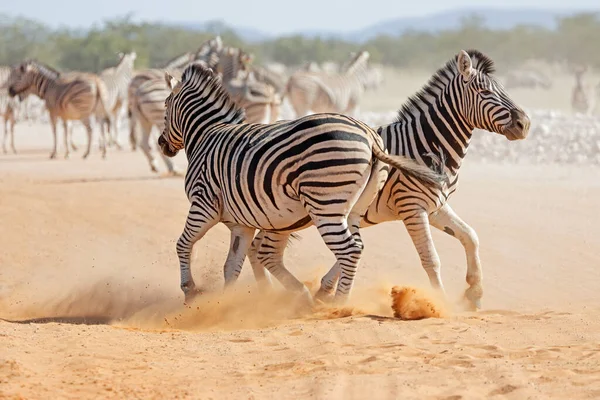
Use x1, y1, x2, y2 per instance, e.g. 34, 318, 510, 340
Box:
0, 36, 383, 174
1, 39, 531, 310
159, 49, 530, 309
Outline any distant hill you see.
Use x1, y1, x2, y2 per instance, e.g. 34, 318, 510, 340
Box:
177, 7, 598, 43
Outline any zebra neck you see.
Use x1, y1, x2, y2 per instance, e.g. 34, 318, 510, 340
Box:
33, 72, 55, 100
387, 100, 474, 179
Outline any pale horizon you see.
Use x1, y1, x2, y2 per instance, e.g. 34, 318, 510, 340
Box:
1, 0, 598, 35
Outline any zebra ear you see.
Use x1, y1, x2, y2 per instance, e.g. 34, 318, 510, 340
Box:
457, 50, 474, 79
165, 72, 179, 91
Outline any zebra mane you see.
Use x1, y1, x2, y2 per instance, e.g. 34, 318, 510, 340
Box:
395, 49, 495, 121
21, 59, 61, 78
180, 63, 246, 124
345, 51, 370, 75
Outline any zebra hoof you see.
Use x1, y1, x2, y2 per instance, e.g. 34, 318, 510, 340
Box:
49, 152, 57, 159
82, 153, 89, 159
314, 287, 335, 303
183, 288, 202, 305
464, 285, 483, 311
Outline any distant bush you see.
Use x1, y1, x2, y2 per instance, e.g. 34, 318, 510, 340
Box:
0, 12, 598, 72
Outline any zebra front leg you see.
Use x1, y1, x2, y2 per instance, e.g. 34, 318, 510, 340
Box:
404, 211, 446, 295
222, 226, 255, 288
429, 203, 482, 310
66, 121, 78, 151
138, 120, 159, 172
2, 117, 8, 154
177, 199, 220, 304
49, 114, 58, 159
247, 230, 274, 290
62, 119, 70, 159
112, 112, 123, 150
313, 215, 363, 303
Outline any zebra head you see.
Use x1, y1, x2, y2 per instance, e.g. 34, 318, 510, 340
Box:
159, 63, 245, 157
455, 50, 530, 141
7, 61, 36, 98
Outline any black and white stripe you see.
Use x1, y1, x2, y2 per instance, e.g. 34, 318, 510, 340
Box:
250, 50, 531, 309
158, 63, 444, 304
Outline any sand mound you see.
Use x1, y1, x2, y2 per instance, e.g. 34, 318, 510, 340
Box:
390, 286, 447, 320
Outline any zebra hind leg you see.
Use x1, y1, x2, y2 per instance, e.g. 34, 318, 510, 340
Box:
429, 203, 483, 310
138, 120, 159, 172
177, 200, 220, 304
312, 215, 363, 304
251, 231, 313, 308
313, 216, 363, 303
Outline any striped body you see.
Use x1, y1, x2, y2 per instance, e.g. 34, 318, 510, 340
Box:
7, 60, 108, 159
98, 52, 137, 149
249, 50, 531, 309
286, 51, 370, 117
159, 64, 444, 303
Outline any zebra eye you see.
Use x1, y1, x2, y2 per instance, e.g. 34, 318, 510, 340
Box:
479, 88, 494, 96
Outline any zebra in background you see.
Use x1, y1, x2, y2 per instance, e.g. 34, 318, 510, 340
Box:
98, 51, 137, 150
215, 46, 282, 123
248, 50, 531, 310
1, 65, 19, 154
128, 71, 182, 174
571, 66, 590, 115
192, 35, 223, 69
7, 60, 109, 159
158, 63, 444, 304
127, 36, 223, 154
286, 51, 371, 118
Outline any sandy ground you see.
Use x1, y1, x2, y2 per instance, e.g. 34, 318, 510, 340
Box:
1, 122, 600, 400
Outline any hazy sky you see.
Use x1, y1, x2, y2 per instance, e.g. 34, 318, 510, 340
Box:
1, 0, 598, 34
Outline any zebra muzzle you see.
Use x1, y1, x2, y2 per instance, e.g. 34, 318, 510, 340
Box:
158, 134, 179, 157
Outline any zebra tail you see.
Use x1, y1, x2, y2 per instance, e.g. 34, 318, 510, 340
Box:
94, 77, 110, 118
371, 141, 446, 188
286, 233, 302, 249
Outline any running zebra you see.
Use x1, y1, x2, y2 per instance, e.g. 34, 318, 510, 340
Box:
248, 50, 531, 310
286, 51, 371, 118
158, 63, 445, 303
7, 60, 109, 159
98, 51, 137, 150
